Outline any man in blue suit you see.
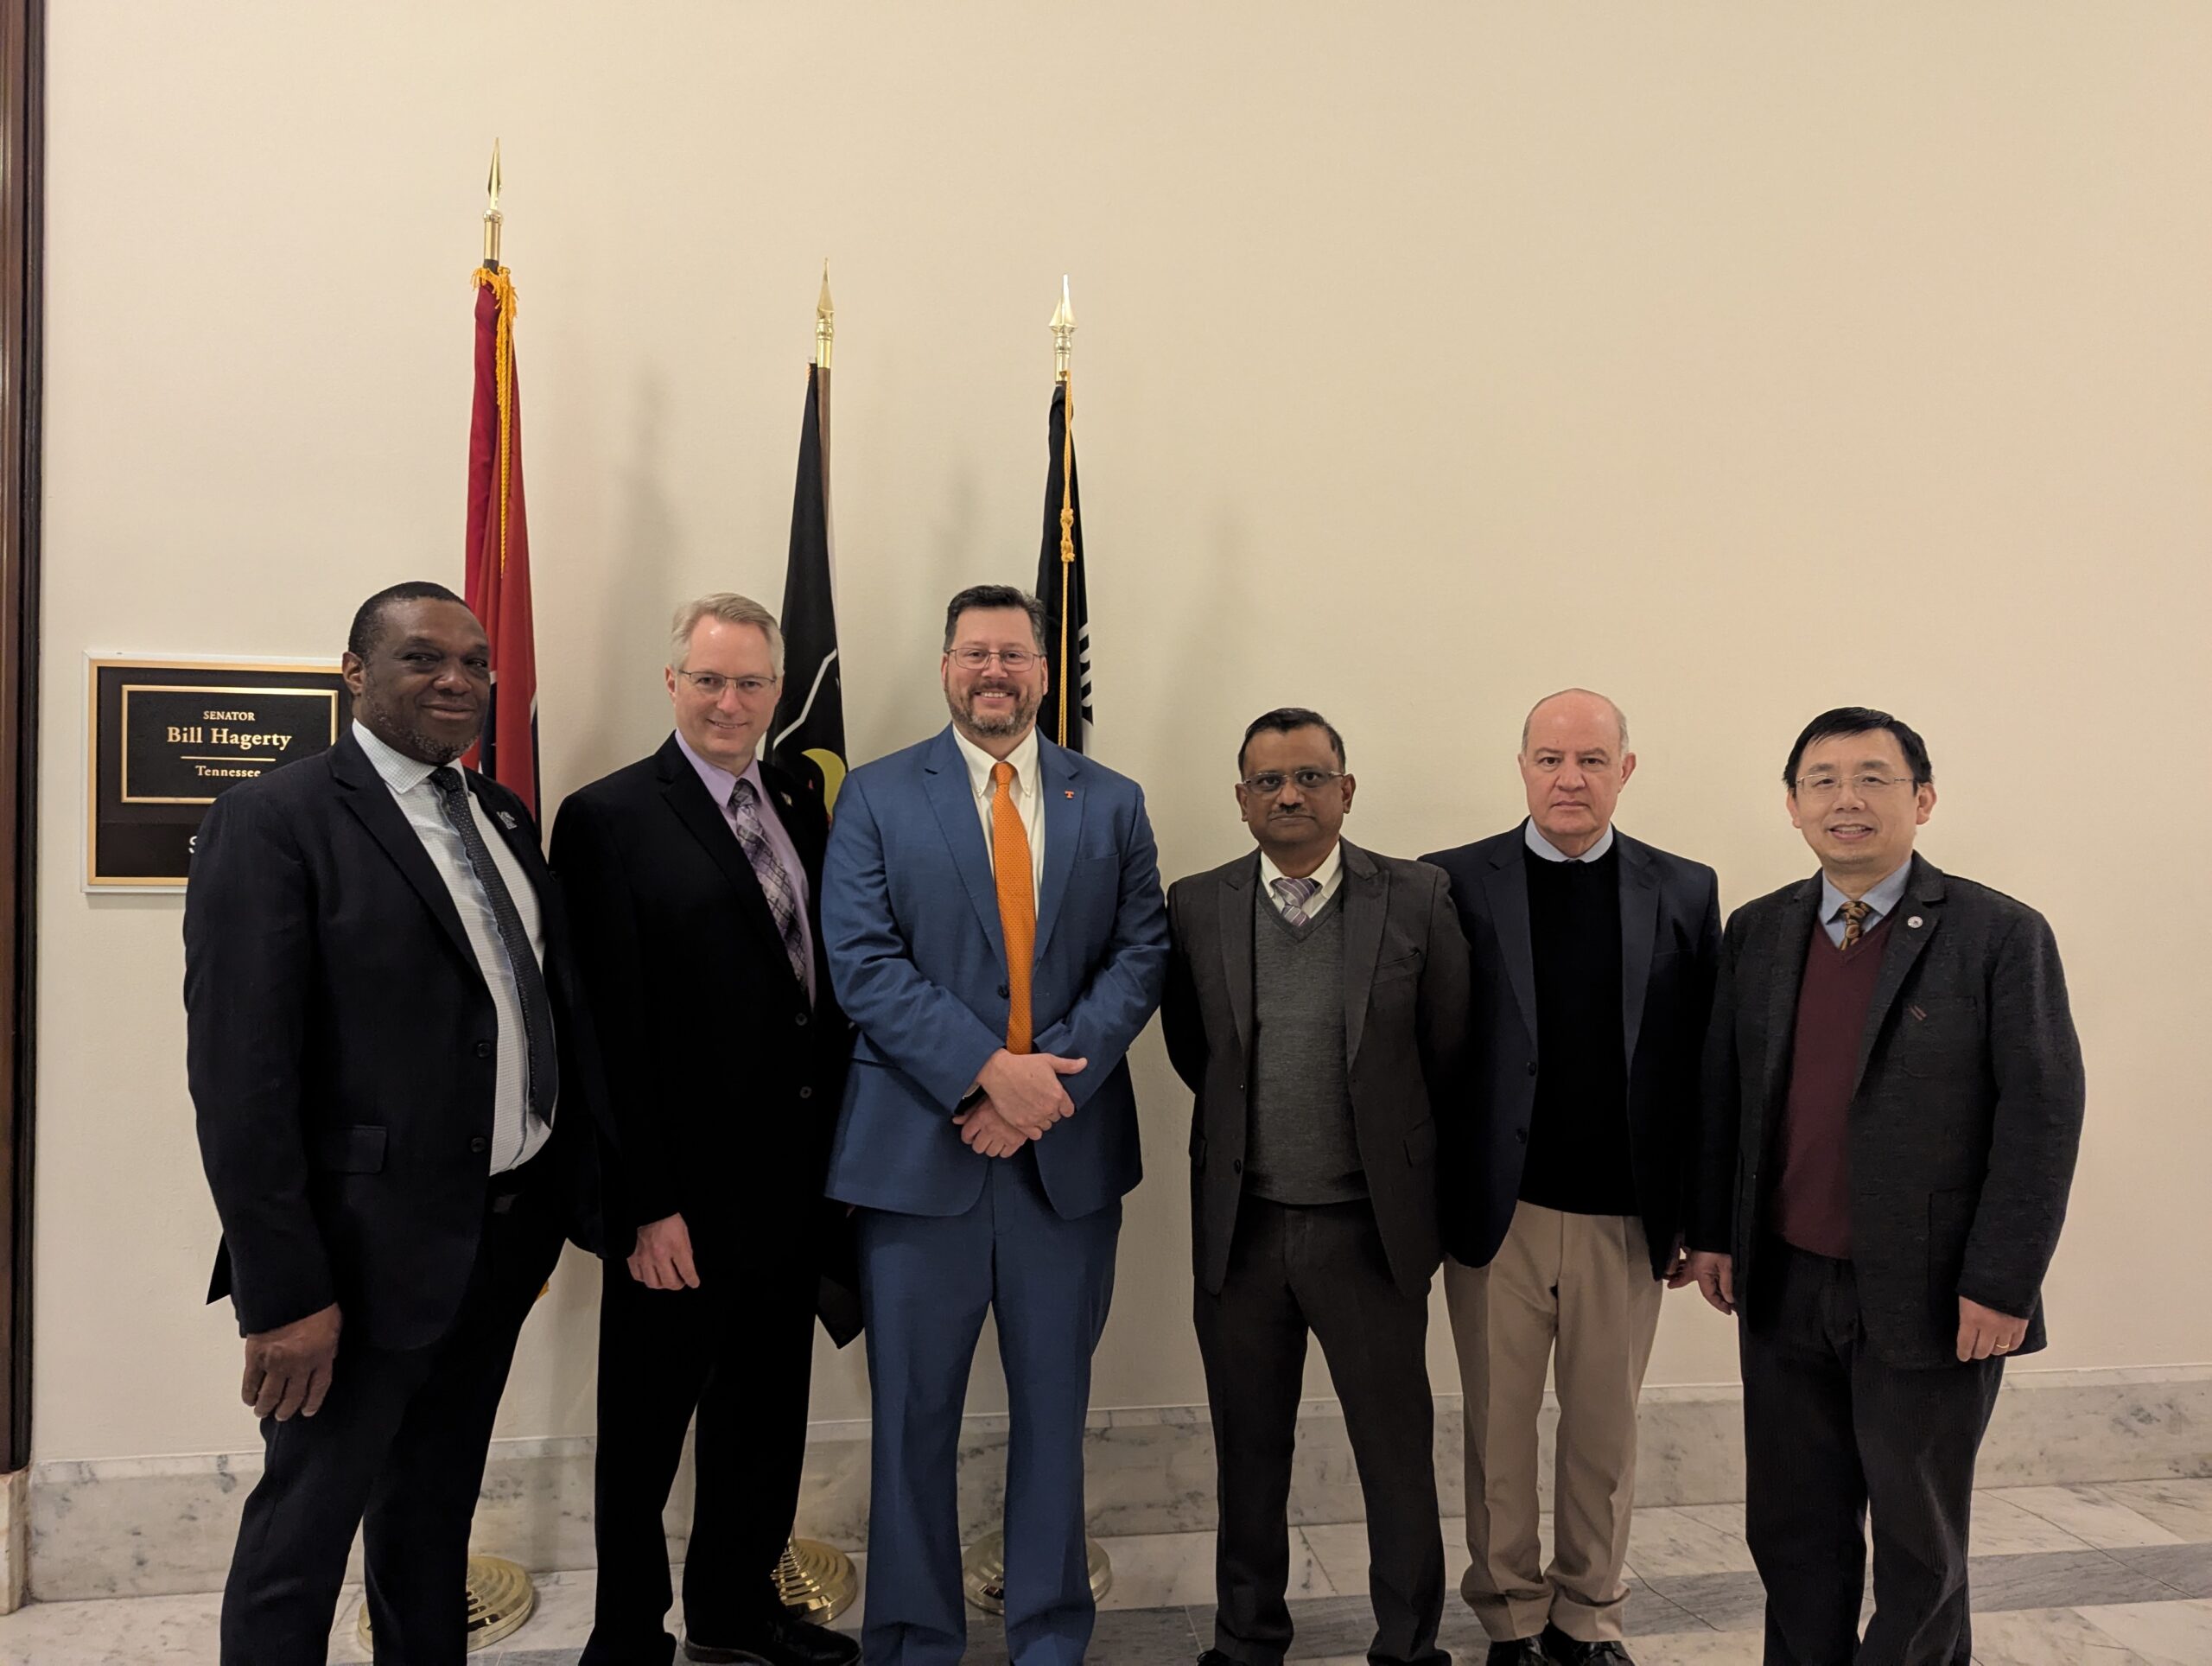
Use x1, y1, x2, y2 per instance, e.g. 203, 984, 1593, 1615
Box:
821, 583, 1170, 1666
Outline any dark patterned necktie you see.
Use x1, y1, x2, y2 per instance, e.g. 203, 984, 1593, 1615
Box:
730, 779, 809, 988
1271, 875, 1320, 925
1839, 899, 1872, 951
428, 767, 556, 1124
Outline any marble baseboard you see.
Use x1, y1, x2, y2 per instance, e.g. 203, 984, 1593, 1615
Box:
2, 1468, 26, 1614
27, 1364, 2210, 1603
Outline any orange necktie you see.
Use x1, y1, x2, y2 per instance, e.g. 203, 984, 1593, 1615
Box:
991, 760, 1036, 1052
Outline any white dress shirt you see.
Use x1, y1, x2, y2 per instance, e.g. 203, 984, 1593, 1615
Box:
1524, 818, 1617, 864
353, 721, 553, 1174
1259, 840, 1345, 919
954, 723, 1046, 900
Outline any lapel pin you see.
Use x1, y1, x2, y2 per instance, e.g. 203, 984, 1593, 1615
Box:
1064, 789, 1075, 799
779, 792, 793, 807
496, 811, 518, 831
1907, 915, 1923, 929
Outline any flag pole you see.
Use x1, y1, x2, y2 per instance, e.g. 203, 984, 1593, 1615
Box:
361, 136, 538, 1658
1050, 276, 1077, 747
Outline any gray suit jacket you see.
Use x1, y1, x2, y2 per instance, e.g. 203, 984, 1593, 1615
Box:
1692, 853, 2087, 1370
1162, 840, 1473, 1298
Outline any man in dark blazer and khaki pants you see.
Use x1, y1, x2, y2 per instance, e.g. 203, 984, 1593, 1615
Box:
553, 593, 857, 1666
1164, 706, 1472, 1666
1423, 690, 1720, 1666
1685, 707, 2085, 1666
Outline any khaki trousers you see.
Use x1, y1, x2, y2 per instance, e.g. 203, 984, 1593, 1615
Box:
1443, 1200, 1663, 1644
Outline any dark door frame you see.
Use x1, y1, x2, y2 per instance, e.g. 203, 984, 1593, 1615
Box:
0, 0, 43, 1474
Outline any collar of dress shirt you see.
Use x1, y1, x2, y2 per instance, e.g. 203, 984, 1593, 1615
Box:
953, 722, 1041, 804
672, 727, 771, 812
353, 720, 446, 795
1258, 838, 1343, 904
1523, 817, 1616, 864
1821, 858, 1913, 927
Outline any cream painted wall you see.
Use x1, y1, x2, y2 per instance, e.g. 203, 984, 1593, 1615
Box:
30, 2, 2210, 1462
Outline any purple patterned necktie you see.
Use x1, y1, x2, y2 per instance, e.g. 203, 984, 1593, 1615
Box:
1271, 874, 1320, 925
729, 779, 808, 987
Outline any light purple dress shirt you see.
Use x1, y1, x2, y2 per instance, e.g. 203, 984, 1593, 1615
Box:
672, 729, 817, 1002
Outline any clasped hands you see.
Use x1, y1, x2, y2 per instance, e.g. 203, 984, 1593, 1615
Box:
953, 1047, 1088, 1158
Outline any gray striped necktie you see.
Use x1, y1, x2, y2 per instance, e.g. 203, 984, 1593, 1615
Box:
1270, 874, 1320, 925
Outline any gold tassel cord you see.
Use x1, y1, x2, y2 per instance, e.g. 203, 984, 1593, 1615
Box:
472, 266, 519, 579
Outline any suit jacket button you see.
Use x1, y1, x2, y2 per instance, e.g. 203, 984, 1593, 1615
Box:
468, 1135, 488, 1154
998, 983, 1010, 998
794, 1013, 809, 1027
798, 1085, 813, 1100
1526, 1060, 1537, 1077
475, 1040, 494, 1059
1231, 1159, 1243, 1174
1516, 1127, 1529, 1144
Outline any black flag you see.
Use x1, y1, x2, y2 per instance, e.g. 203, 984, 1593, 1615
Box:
770, 362, 848, 812
1034, 381, 1091, 753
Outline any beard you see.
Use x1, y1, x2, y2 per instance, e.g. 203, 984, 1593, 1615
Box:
950, 682, 1039, 739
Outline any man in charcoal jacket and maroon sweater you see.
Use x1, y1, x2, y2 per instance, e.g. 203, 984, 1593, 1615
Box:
1684, 708, 2086, 1666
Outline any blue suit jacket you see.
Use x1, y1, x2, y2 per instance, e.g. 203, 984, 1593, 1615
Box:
821, 726, 1169, 1220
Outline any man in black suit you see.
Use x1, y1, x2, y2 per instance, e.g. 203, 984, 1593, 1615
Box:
1684, 708, 2086, 1665
1164, 708, 1471, 1666
552, 593, 857, 1666
185, 581, 601, 1665
1422, 690, 1719, 1666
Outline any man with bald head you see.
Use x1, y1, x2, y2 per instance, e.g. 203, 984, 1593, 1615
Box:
1423, 690, 1720, 1666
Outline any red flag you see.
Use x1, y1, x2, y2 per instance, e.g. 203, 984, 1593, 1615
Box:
461, 268, 539, 816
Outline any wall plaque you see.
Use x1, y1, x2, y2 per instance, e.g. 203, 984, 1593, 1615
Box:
86, 656, 350, 890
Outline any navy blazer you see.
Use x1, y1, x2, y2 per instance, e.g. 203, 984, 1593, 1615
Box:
820, 726, 1169, 1220
1421, 823, 1721, 1275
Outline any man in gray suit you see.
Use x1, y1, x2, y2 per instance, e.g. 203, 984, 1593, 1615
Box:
1685, 706, 2086, 1666
1163, 707, 1472, 1666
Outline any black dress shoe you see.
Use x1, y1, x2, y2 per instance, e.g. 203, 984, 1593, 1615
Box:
1486, 1640, 1549, 1666
1196, 1654, 1239, 1666
1538, 1624, 1635, 1665
683, 1615, 861, 1666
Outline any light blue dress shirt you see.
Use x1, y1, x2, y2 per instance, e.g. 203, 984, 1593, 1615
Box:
1818, 860, 1912, 948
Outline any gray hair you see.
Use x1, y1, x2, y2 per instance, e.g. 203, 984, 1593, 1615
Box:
669, 593, 785, 676
1520, 688, 1630, 754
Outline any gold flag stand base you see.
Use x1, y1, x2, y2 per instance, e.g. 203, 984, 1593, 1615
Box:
776, 1535, 860, 1624
355, 1554, 535, 1654
961, 1530, 1112, 1615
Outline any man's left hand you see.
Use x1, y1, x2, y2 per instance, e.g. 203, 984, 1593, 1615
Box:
953, 1098, 1030, 1158
1956, 1295, 2029, 1362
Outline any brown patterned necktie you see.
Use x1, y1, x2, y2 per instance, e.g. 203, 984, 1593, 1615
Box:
1839, 899, 1872, 951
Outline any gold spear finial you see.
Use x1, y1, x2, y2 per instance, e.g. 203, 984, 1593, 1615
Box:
816, 259, 835, 371
1050, 274, 1075, 382
482, 139, 504, 270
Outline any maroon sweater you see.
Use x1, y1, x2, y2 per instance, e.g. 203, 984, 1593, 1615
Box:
1772, 914, 1893, 1258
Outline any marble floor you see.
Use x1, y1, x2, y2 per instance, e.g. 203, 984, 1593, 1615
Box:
2, 1479, 2209, 1663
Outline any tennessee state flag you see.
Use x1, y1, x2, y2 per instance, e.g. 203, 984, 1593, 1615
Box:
461, 267, 539, 817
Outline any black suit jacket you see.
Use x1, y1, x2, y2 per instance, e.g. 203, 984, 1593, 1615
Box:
1691, 854, 2087, 1370
548, 735, 853, 1258
184, 730, 604, 1353
1422, 824, 1721, 1276
1162, 840, 1473, 1299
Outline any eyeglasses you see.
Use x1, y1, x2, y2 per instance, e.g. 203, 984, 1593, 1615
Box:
1792, 773, 1914, 799
675, 669, 779, 700
1240, 768, 1345, 797
950, 647, 1039, 671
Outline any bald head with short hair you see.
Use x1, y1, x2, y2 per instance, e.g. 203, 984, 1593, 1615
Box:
1521, 688, 1629, 755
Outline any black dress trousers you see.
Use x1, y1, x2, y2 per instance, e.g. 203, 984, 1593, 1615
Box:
582, 1227, 818, 1664
219, 1160, 566, 1666
1739, 1241, 2004, 1666
1194, 1196, 1447, 1666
